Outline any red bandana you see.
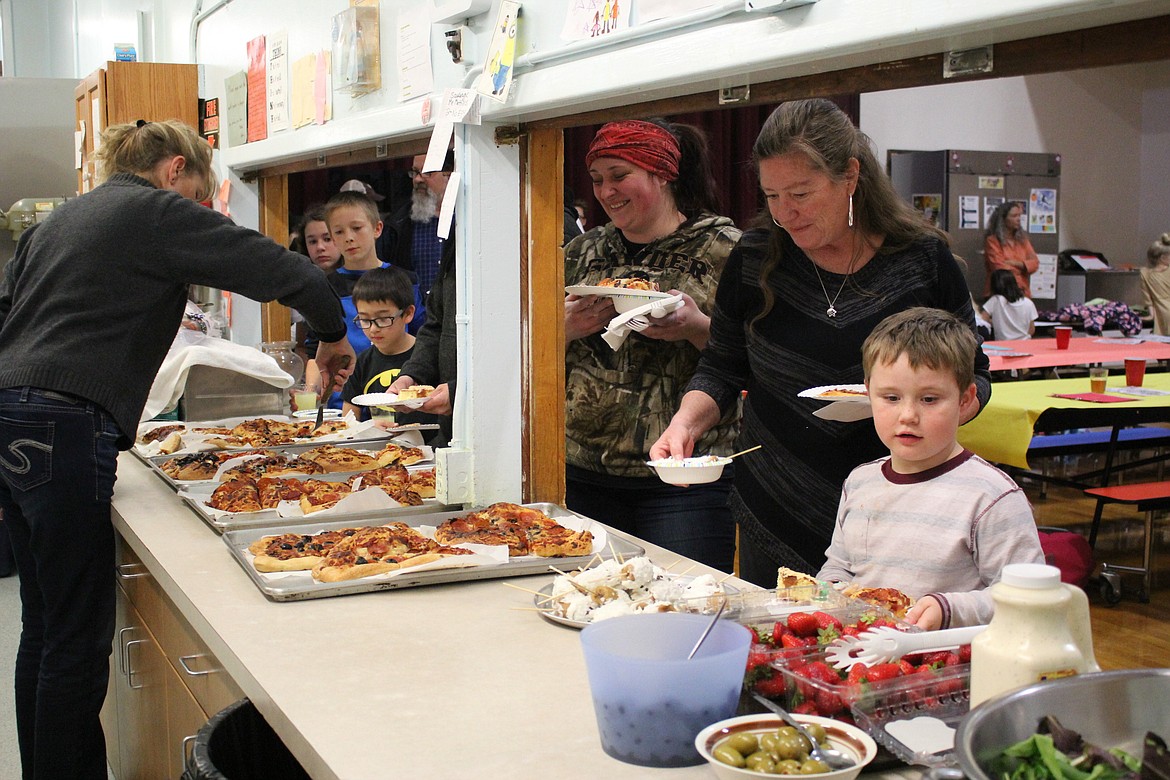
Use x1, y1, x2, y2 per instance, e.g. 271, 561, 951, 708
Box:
585, 120, 680, 182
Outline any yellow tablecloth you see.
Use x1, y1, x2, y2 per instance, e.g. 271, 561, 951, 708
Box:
957, 373, 1170, 469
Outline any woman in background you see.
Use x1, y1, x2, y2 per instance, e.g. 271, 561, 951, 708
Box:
1140, 233, 1170, 336
984, 200, 1039, 298
982, 268, 1038, 340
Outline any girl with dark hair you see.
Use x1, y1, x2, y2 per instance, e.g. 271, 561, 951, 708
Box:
651, 99, 991, 586
563, 118, 742, 573
982, 268, 1038, 340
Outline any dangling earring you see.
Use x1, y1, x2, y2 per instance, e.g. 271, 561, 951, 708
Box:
848, 194, 854, 228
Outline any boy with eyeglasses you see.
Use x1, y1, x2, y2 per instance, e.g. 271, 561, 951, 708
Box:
340, 267, 436, 427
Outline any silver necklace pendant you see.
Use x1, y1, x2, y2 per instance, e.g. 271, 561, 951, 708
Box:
826, 305, 837, 318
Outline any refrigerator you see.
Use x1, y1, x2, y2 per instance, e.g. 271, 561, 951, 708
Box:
888, 149, 1061, 306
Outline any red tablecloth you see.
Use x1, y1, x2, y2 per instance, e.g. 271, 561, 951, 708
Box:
985, 337, 1170, 371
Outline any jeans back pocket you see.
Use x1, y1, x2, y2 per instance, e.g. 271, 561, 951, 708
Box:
0, 417, 54, 492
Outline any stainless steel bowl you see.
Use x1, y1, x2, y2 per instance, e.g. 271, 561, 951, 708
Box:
954, 669, 1170, 780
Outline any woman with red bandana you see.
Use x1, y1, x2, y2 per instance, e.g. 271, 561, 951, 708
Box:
563, 118, 742, 572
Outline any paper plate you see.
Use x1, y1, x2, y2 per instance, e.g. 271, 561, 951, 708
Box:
798, 384, 870, 403
292, 408, 342, 420
565, 285, 673, 313
350, 392, 427, 410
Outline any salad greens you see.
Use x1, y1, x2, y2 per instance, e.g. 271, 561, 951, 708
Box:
993, 717, 1168, 780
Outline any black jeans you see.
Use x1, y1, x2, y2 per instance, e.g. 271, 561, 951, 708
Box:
0, 387, 120, 780
565, 464, 736, 573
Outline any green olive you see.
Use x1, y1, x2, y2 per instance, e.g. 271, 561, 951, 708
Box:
746, 752, 777, 773
799, 759, 832, 774
776, 726, 800, 739
759, 732, 785, 758
804, 724, 828, 745
727, 732, 760, 756
713, 743, 746, 768
775, 759, 804, 775
773, 735, 808, 761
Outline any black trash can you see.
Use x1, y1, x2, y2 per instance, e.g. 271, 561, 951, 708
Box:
182, 698, 311, 780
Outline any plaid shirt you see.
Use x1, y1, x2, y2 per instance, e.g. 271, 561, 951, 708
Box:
411, 217, 443, 295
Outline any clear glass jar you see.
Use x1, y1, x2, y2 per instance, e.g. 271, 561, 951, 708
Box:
259, 341, 305, 385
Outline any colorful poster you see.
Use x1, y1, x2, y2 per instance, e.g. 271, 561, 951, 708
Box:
958, 195, 980, 230
1032, 253, 1057, 299
477, 1, 521, 103
246, 36, 267, 143
266, 31, 290, 134
560, 0, 629, 42
912, 193, 942, 228
1029, 188, 1057, 234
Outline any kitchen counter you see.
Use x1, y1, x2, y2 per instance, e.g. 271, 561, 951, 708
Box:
111, 453, 733, 779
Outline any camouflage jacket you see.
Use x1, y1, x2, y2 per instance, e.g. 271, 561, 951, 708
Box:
565, 213, 742, 476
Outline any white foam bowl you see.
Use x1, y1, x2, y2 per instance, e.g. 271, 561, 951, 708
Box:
646, 456, 731, 485
695, 713, 877, 780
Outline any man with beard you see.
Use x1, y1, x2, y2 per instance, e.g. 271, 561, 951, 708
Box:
382, 152, 452, 332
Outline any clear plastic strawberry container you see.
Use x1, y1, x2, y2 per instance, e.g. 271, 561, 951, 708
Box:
756, 644, 971, 767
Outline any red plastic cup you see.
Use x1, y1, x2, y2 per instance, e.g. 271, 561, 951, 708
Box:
1125, 358, 1146, 387
1054, 326, 1072, 349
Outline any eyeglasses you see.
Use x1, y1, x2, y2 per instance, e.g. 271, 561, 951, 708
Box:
407, 169, 426, 178
353, 312, 403, 329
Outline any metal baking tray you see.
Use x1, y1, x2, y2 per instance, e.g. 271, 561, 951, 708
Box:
142, 437, 432, 492
179, 469, 449, 534
131, 415, 437, 461
221, 503, 644, 601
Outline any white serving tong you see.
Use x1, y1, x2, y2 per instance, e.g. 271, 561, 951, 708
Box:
824, 624, 987, 670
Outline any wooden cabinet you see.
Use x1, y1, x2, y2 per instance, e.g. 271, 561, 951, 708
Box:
102, 536, 244, 780
75, 61, 198, 194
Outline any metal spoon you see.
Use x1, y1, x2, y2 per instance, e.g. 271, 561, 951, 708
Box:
749, 692, 855, 769
686, 598, 728, 660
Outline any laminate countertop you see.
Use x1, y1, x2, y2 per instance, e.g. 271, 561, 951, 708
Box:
111, 453, 735, 779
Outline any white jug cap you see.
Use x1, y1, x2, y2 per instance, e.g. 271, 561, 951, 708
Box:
1001, 563, 1062, 589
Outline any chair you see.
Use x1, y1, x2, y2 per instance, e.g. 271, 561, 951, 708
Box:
1082, 481, 1170, 603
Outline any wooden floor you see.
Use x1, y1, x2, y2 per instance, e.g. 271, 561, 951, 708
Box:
1015, 455, 1170, 671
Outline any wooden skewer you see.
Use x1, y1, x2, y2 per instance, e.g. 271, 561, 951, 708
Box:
608, 540, 625, 565
675, 563, 697, 578
500, 581, 548, 597
728, 444, 763, 459
718, 572, 736, 584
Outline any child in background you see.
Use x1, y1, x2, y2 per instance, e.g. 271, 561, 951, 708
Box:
817, 307, 1044, 630
291, 205, 342, 362
981, 268, 1038, 340
340, 267, 436, 428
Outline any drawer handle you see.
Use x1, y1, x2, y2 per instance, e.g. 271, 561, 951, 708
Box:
178, 654, 216, 677
116, 563, 149, 580
125, 639, 147, 689
117, 626, 136, 675
182, 734, 198, 770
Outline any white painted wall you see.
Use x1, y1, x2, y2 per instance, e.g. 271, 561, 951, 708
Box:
861, 60, 1170, 266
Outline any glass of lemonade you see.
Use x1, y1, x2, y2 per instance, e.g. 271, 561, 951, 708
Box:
291, 381, 321, 413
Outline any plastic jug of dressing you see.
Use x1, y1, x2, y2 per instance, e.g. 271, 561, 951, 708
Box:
969, 563, 1099, 707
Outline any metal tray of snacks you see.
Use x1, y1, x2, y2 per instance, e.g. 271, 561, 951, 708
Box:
133, 414, 436, 459
144, 434, 433, 492
221, 503, 642, 601
179, 466, 448, 534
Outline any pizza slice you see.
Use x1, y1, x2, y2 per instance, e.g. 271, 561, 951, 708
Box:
299, 444, 380, 473
160, 452, 223, 481
139, 423, 185, 444
354, 464, 411, 487
776, 566, 820, 594
311, 524, 474, 582
408, 469, 436, 499
303, 419, 350, 438
255, 476, 307, 510
298, 479, 354, 514
434, 503, 592, 557
248, 527, 363, 572
843, 585, 914, 618
206, 479, 263, 513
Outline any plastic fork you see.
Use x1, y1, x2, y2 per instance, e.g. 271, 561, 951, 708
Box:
824, 624, 987, 670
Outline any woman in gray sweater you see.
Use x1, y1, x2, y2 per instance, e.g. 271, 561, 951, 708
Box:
0, 119, 353, 780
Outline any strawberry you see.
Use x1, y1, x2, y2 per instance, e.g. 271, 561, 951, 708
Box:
786, 612, 820, 638
752, 673, 788, 698
840, 624, 864, 638
922, 651, 962, 668
780, 633, 816, 649
898, 659, 918, 676
815, 688, 846, 715
859, 663, 903, 683
748, 626, 762, 645
813, 611, 844, 632
746, 650, 772, 673
792, 701, 820, 716
770, 621, 789, 645
801, 661, 841, 685
958, 644, 973, 664
846, 663, 870, 685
